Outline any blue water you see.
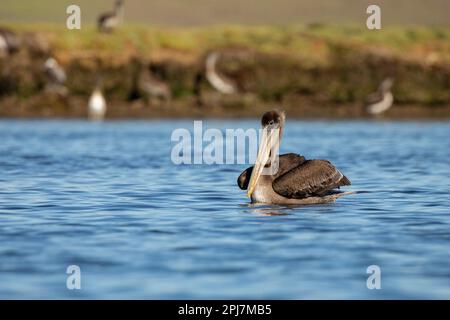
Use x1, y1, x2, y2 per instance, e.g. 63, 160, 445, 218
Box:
0, 119, 449, 299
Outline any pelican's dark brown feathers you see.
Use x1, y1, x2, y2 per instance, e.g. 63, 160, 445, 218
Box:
237, 153, 306, 190
238, 155, 350, 198
272, 159, 350, 199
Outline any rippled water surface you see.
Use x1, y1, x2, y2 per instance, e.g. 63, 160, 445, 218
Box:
0, 119, 449, 299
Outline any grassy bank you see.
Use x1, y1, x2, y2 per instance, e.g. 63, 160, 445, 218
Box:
1, 24, 450, 118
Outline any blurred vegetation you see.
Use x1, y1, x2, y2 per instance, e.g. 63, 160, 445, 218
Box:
9, 23, 450, 62
1, 23, 450, 113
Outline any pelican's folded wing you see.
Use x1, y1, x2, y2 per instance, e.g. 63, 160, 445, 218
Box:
237, 153, 306, 190
237, 166, 253, 190
272, 160, 350, 198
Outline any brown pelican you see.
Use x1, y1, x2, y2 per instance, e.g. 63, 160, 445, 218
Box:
205, 51, 237, 94
0, 27, 20, 55
366, 78, 394, 115
88, 80, 107, 120
238, 110, 352, 205
97, 0, 125, 33
43, 57, 68, 95
137, 63, 171, 103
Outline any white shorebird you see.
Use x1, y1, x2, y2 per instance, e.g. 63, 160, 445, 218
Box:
366, 78, 394, 115
43, 57, 68, 95
97, 0, 125, 33
205, 51, 237, 94
44, 57, 66, 84
88, 82, 107, 121
0, 27, 20, 55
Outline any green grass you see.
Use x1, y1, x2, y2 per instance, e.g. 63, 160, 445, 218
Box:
9, 23, 450, 65
2, 23, 450, 105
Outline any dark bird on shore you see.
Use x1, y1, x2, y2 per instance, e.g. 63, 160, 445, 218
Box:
366, 78, 394, 115
0, 27, 21, 55
97, 0, 125, 33
205, 51, 237, 94
136, 63, 172, 104
43, 57, 68, 95
238, 110, 352, 205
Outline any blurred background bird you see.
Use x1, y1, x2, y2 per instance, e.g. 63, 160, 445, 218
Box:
88, 78, 107, 120
366, 78, 394, 115
97, 0, 125, 33
0, 27, 21, 56
136, 62, 172, 105
205, 51, 237, 95
43, 56, 68, 96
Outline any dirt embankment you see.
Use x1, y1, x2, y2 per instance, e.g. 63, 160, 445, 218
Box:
1, 25, 449, 119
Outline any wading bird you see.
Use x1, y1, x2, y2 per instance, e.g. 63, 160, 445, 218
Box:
0, 27, 20, 55
43, 57, 68, 95
205, 51, 237, 94
136, 63, 172, 104
366, 78, 394, 115
88, 80, 107, 120
97, 0, 125, 33
238, 110, 352, 205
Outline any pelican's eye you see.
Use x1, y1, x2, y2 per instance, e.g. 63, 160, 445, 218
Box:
268, 120, 275, 126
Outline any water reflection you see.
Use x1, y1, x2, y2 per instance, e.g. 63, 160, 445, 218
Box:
246, 203, 292, 216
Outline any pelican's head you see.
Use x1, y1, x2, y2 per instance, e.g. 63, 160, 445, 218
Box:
261, 110, 285, 130
247, 110, 285, 198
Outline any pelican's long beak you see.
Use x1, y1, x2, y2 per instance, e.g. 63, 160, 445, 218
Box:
247, 127, 280, 198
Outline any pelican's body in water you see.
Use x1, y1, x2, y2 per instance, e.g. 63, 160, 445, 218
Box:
366, 78, 394, 115
238, 110, 352, 205
88, 87, 107, 120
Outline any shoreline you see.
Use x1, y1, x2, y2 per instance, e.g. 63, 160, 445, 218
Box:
1, 24, 449, 120
1, 96, 449, 120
